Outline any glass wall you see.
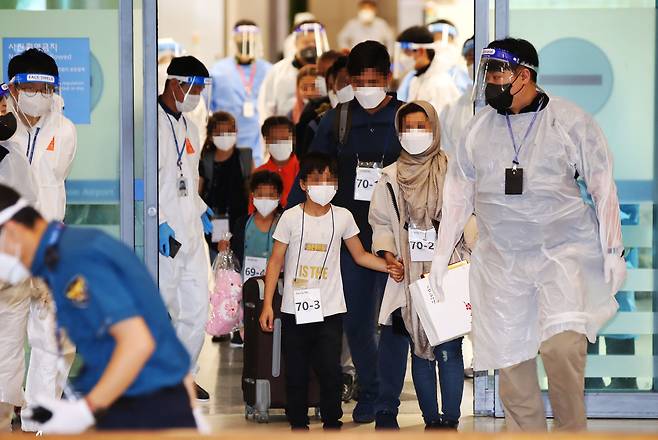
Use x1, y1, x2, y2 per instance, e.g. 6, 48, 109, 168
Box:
0, 0, 122, 237
506, 0, 657, 416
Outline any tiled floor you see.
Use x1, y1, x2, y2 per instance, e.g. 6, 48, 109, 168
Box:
194, 336, 658, 433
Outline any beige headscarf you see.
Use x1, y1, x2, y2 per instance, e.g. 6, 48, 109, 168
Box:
396, 101, 448, 228
394, 100, 464, 360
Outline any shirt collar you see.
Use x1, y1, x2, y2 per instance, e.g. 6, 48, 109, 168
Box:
158, 96, 181, 120
30, 221, 62, 275
497, 91, 550, 115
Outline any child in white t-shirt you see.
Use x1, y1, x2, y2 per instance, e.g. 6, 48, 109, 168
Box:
259, 152, 403, 430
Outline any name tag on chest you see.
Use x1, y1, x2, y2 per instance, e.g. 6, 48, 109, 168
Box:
408, 227, 436, 262
354, 166, 382, 202
293, 287, 324, 324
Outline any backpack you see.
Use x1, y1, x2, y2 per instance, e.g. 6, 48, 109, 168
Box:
332, 102, 353, 146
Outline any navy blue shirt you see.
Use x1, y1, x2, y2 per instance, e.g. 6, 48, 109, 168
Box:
31, 223, 190, 396
288, 95, 403, 250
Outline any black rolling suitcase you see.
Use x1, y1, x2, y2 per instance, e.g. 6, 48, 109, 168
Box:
242, 276, 320, 423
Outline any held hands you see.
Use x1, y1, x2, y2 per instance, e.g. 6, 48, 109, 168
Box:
259, 305, 274, 332
384, 252, 405, 283
604, 253, 627, 295
24, 396, 94, 434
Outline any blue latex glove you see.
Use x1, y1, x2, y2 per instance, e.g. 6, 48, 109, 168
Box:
158, 222, 176, 256
201, 207, 214, 235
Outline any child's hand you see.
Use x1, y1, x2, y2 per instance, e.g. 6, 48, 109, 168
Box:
217, 240, 230, 252
387, 259, 405, 283
259, 305, 274, 332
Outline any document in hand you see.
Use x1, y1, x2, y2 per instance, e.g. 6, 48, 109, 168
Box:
409, 261, 471, 346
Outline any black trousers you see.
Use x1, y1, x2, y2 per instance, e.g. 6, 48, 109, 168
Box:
95, 383, 196, 430
282, 313, 343, 427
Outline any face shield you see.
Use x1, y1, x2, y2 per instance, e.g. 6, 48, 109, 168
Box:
295, 23, 330, 65
9, 73, 62, 125
232, 24, 263, 61
167, 75, 212, 115
158, 39, 184, 93
427, 22, 458, 46
392, 41, 436, 80
473, 47, 538, 107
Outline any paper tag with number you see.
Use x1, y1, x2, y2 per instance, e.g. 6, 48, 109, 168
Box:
243, 256, 267, 281
243, 101, 255, 118
354, 167, 382, 202
211, 217, 230, 242
408, 227, 437, 262
293, 288, 324, 324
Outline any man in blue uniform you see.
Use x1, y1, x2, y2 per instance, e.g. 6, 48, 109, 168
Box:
0, 184, 204, 434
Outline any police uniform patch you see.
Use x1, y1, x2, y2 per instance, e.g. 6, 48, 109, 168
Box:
65, 276, 89, 307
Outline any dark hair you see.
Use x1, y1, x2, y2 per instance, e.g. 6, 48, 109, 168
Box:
295, 20, 325, 31
488, 38, 539, 82
250, 170, 283, 194
203, 111, 236, 153
396, 102, 428, 128
318, 50, 341, 69
234, 19, 257, 28
326, 56, 349, 84
261, 116, 294, 139
0, 184, 41, 230
8, 48, 58, 80
299, 152, 337, 181
396, 26, 435, 61
347, 41, 390, 77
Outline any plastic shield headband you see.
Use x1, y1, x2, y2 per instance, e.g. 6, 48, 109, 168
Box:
0, 82, 9, 99
9, 73, 62, 122
0, 198, 28, 227
392, 41, 437, 80
473, 47, 538, 106
295, 23, 330, 61
233, 24, 263, 60
427, 22, 458, 45
167, 75, 212, 114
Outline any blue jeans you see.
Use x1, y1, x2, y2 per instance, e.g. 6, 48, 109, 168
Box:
341, 247, 386, 405
411, 337, 464, 424
375, 324, 409, 415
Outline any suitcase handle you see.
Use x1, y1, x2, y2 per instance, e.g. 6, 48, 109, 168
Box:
272, 318, 281, 377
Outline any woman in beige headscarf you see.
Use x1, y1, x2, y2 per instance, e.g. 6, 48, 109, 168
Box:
368, 100, 476, 430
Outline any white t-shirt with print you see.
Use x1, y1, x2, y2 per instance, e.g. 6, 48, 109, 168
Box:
273, 204, 360, 317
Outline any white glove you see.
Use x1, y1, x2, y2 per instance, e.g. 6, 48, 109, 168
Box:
428, 264, 447, 302
26, 396, 94, 434
193, 406, 211, 434
604, 254, 627, 295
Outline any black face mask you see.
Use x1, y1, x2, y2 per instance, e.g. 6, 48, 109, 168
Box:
299, 47, 317, 65
485, 74, 522, 112
0, 112, 17, 141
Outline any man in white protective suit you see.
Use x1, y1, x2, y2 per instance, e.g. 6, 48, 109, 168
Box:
429, 38, 626, 432
0, 49, 77, 432
157, 55, 214, 402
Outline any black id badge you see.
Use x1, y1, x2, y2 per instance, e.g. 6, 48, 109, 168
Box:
505, 168, 523, 195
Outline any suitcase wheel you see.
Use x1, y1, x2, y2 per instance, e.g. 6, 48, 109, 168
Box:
314, 407, 321, 419
256, 411, 269, 423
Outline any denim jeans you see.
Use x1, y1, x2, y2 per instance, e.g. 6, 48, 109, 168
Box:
375, 324, 410, 415
411, 337, 464, 424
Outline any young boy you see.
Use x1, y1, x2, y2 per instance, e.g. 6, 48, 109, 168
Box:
253, 116, 300, 210
259, 152, 403, 430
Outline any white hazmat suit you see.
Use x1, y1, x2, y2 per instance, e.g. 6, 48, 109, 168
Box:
439, 85, 474, 158
430, 95, 623, 371
407, 56, 461, 115
257, 57, 300, 124
0, 105, 77, 432
158, 104, 209, 373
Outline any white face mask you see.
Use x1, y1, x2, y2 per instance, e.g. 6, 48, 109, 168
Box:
307, 185, 336, 206
175, 92, 201, 113
358, 8, 376, 24
328, 91, 339, 108
315, 76, 328, 97
17, 91, 52, 118
400, 130, 434, 155
0, 252, 29, 285
268, 140, 293, 162
253, 198, 279, 217
213, 134, 236, 151
336, 85, 355, 103
354, 87, 386, 109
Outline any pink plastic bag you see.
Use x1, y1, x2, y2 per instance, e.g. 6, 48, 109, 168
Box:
206, 233, 243, 336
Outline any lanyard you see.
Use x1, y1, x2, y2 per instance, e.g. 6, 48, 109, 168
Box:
26, 127, 41, 164
504, 98, 544, 168
165, 113, 188, 168
245, 213, 277, 257
237, 63, 257, 96
294, 204, 334, 283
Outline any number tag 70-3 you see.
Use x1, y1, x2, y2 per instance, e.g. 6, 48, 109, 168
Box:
293, 287, 324, 324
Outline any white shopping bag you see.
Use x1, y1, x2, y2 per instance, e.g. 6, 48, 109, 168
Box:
409, 261, 471, 346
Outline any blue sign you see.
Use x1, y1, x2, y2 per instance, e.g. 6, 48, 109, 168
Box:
3, 38, 91, 124
538, 38, 613, 115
